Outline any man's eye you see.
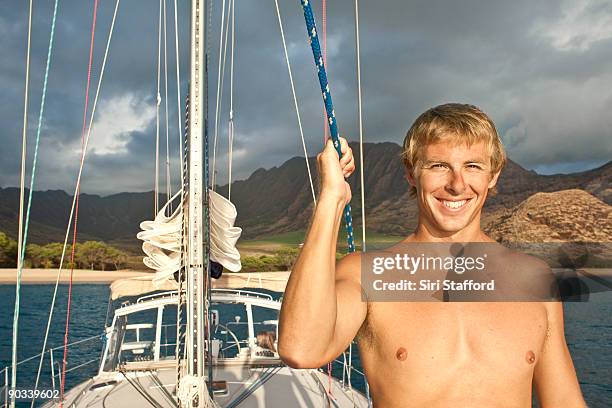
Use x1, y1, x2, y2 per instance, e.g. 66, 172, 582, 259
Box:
431, 164, 446, 169
467, 164, 484, 170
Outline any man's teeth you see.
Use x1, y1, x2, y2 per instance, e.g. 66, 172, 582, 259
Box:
442, 200, 467, 209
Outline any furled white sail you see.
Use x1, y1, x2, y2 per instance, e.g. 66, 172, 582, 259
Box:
137, 189, 242, 285
209, 189, 242, 272
136, 191, 183, 284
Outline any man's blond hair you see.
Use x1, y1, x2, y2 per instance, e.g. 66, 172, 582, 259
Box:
401, 103, 507, 195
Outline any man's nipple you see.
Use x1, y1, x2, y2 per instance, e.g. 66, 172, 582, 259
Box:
526, 350, 536, 364
396, 347, 407, 361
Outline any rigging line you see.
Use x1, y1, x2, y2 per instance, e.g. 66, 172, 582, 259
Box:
350, 1, 365, 398
27, 1, 120, 405
13, 0, 33, 405
228, 0, 235, 200
218, 0, 232, 193
31, 0, 100, 405
212, 0, 231, 190
147, 370, 178, 407
355, 0, 366, 254
60, 0, 101, 397
225, 367, 282, 408
211, 0, 226, 192
214, 0, 232, 191
299, 0, 356, 254
347, 343, 354, 395
163, 0, 172, 212
16, 0, 32, 312
155, 0, 162, 215
309, 371, 340, 408
365, 379, 372, 408
61, 0, 121, 402
11, 1, 59, 407
12, 0, 32, 400
228, 119, 233, 200
205, 0, 215, 396
321, 0, 333, 395
272, 0, 316, 206
176, 97, 189, 388
322, 0, 328, 142
173, 0, 184, 386
119, 370, 164, 408
173, 0, 183, 211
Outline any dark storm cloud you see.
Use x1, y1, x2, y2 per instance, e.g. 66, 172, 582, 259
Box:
1, 0, 611, 195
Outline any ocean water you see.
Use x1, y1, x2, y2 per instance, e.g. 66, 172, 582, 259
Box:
0, 284, 610, 407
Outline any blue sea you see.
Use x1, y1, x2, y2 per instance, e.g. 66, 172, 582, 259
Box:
0, 284, 610, 407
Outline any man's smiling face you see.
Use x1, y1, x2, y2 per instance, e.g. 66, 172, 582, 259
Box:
407, 141, 500, 238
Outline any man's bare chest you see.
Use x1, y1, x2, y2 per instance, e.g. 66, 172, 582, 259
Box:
358, 302, 549, 374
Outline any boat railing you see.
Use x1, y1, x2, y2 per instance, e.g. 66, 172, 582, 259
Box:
331, 356, 367, 379
326, 345, 370, 396
1, 333, 104, 407
212, 288, 275, 301
130, 288, 276, 306
136, 290, 180, 304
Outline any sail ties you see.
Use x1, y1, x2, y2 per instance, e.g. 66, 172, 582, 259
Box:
138, 189, 242, 285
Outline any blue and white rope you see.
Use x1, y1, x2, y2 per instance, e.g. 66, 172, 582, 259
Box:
300, 0, 355, 253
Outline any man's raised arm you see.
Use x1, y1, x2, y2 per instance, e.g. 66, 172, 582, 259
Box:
278, 138, 367, 368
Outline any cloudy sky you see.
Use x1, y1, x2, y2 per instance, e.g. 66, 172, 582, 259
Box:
1, 0, 611, 195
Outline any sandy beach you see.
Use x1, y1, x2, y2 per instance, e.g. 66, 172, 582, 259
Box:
0, 268, 152, 284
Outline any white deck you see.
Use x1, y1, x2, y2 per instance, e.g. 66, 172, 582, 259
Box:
44, 363, 369, 407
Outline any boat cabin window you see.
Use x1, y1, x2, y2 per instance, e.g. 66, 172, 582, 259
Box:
102, 304, 184, 371
101, 295, 281, 372
208, 302, 280, 359
211, 302, 249, 359
118, 309, 157, 363
251, 305, 279, 355
102, 315, 126, 372
157, 303, 185, 360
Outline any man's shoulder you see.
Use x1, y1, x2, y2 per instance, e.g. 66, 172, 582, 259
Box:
499, 244, 551, 271
482, 242, 558, 300
336, 249, 396, 280
338, 247, 398, 261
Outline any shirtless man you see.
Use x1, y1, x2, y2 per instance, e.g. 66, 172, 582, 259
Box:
278, 104, 586, 407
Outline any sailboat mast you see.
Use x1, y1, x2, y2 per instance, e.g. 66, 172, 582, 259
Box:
186, 0, 208, 383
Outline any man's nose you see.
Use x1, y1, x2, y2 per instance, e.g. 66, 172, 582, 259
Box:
446, 169, 466, 194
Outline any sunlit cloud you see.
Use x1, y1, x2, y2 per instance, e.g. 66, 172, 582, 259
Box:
88, 93, 156, 155
532, 0, 612, 51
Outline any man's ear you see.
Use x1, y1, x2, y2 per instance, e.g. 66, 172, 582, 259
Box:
488, 170, 501, 189
405, 168, 416, 187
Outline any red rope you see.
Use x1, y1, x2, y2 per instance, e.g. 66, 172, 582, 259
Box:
59, 0, 98, 404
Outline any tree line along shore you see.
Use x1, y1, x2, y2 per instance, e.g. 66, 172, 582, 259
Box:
0, 231, 130, 270
0, 231, 302, 272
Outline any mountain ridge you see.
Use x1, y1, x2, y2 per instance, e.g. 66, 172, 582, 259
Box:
1, 142, 609, 250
